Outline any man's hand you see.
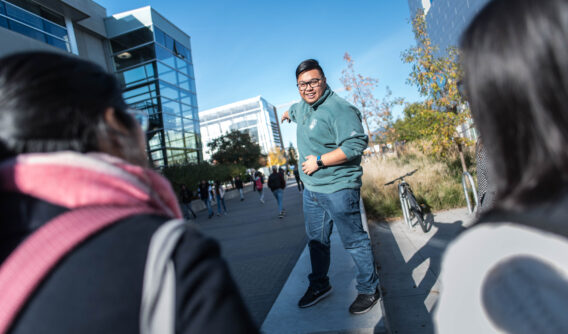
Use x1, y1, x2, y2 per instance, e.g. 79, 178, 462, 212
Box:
281, 110, 291, 123
302, 155, 319, 175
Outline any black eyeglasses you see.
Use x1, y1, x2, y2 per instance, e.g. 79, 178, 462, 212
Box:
127, 108, 149, 132
297, 78, 323, 90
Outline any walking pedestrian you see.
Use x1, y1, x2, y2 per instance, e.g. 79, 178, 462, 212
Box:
0, 51, 257, 333
235, 175, 245, 201
179, 184, 197, 219
214, 180, 228, 216
281, 59, 379, 314
435, 1, 568, 332
293, 166, 304, 191
255, 172, 265, 204
268, 166, 286, 218
198, 180, 214, 218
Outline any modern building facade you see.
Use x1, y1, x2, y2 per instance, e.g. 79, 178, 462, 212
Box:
106, 7, 201, 167
407, 0, 491, 56
199, 96, 283, 162
0, 0, 201, 167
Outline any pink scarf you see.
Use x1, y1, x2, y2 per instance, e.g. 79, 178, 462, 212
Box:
0, 151, 182, 218
0, 152, 182, 332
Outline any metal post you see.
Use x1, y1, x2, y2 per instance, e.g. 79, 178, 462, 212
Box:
462, 172, 478, 214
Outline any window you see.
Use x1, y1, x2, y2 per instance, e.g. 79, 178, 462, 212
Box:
162, 113, 184, 131
4, 0, 65, 26
161, 98, 181, 116
114, 44, 156, 70
156, 45, 175, 68
159, 80, 180, 101
164, 130, 186, 148
118, 63, 155, 88
157, 62, 177, 85
0, 0, 68, 50
123, 82, 157, 102
110, 27, 153, 54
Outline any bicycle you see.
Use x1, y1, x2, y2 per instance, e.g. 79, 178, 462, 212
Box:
384, 169, 428, 232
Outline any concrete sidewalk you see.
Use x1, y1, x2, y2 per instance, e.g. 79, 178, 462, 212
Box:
261, 197, 387, 334
261, 227, 387, 334
369, 208, 474, 334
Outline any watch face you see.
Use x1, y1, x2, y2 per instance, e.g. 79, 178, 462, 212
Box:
317, 160, 323, 167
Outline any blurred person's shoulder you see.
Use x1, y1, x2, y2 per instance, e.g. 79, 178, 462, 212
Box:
436, 222, 568, 333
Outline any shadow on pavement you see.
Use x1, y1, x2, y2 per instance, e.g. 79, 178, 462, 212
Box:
370, 209, 468, 334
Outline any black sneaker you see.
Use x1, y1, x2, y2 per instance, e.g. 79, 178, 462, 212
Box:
298, 286, 332, 308
349, 287, 381, 314
279, 212, 284, 219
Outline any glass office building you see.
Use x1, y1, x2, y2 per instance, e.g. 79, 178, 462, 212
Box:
200, 96, 283, 162
106, 7, 201, 167
0, 1, 202, 168
407, 0, 490, 56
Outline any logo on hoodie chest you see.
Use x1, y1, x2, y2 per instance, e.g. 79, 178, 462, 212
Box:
309, 119, 318, 130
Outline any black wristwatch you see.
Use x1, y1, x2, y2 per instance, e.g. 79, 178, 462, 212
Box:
317, 155, 325, 168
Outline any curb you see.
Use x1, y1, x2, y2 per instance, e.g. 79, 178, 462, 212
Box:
360, 197, 391, 334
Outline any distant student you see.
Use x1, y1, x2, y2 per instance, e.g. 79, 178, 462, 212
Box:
268, 166, 286, 218
179, 184, 197, 219
255, 171, 265, 204
235, 175, 245, 201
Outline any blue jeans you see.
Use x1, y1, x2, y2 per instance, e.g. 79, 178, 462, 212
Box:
303, 187, 378, 294
182, 202, 196, 218
272, 188, 283, 212
202, 198, 213, 217
216, 194, 227, 214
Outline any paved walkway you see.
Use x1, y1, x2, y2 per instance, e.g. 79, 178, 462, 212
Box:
370, 208, 473, 334
189, 178, 472, 333
194, 179, 308, 325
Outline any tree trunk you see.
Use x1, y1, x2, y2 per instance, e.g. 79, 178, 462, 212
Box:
362, 112, 376, 155
456, 142, 468, 173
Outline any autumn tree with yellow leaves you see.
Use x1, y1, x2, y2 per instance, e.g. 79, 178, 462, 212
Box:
267, 146, 287, 168
400, 9, 472, 172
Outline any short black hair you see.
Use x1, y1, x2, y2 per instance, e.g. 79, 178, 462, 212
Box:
295, 59, 325, 79
461, 0, 568, 208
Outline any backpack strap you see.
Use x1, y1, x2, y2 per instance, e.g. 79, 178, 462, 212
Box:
0, 205, 162, 334
140, 218, 189, 334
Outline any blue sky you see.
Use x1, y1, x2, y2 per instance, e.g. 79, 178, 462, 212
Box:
96, 0, 422, 148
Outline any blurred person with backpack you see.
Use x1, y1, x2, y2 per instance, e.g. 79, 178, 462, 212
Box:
255, 171, 265, 204
0, 51, 256, 334
268, 166, 286, 218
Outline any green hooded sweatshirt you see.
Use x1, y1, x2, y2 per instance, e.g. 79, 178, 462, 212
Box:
289, 86, 368, 193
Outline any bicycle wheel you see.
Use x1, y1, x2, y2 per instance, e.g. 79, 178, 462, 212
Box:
407, 191, 427, 232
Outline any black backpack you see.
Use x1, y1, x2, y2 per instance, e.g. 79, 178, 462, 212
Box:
267, 173, 282, 191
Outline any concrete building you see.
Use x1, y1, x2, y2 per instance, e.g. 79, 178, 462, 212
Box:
199, 96, 283, 162
407, 0, 491, 56
0, 0, 201, 167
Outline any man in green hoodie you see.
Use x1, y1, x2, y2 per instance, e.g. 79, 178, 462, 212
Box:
281, 59, 380, 314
